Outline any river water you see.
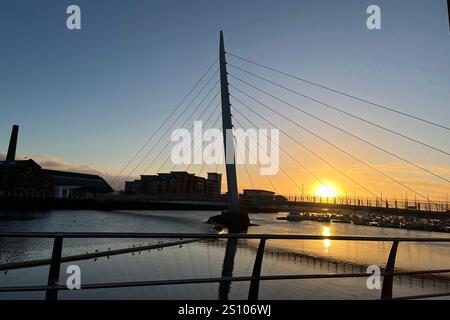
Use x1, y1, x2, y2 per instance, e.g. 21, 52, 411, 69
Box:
1, 209, 450, 300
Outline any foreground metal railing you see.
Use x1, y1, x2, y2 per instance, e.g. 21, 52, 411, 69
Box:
1, 232, 450, 300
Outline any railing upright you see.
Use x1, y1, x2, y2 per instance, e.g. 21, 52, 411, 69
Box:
381, 241, 399, 300
248, 238, 266, 300
45, 236, 63, 301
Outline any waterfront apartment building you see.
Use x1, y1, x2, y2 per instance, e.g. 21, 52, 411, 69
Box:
125, 171, 222, 199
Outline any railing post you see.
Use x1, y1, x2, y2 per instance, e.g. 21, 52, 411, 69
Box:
248, 238, 266, 300
46, 236, 63, 301
381, 241, 399, 300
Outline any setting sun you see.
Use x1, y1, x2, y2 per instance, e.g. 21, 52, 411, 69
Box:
315, 183, 338, 198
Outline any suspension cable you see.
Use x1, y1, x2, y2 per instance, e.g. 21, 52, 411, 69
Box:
230, 90, 440, 204
228, 63, 449, 156
233, 115, 294, 195
230, 92, 442, 204
226, 52, 450, 131
231, 97, 376, 199
158, 100, 220, 174
185, 108, 222, 173
229, 76, 449, 184
142, 89, 220, 177
111, 59, 218, 189
215, 125, 223, 173
231, 119, 280, 194
233, 136, 256, 190
121, 74, 219, 187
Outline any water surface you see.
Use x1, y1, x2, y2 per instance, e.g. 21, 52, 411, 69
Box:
1, 210, 449, 299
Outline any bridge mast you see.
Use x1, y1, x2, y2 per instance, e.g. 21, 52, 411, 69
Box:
219, 31, 239, 212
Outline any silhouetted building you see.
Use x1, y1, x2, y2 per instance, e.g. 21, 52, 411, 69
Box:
44, 169, 113, 197
0, 159, 54, 196
243, 189, 275, 202
207, 172, 222, 196
0, 125, 113, 198
274, 194, 288, 204
125, 171, 222, 198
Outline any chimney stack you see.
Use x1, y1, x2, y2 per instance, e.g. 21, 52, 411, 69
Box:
6, 125, 19, 161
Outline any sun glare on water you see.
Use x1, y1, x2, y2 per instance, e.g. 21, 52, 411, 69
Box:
322, 226, 331, 252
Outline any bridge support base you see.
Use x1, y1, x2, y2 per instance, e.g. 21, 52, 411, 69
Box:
208, 210, 250, 232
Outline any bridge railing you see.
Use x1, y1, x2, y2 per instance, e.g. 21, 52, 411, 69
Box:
98, 193, 449, 213
280, 195, 450, 213
1, 232, 450, 300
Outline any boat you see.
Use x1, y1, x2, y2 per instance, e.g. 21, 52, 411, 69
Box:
286, 211, 303, 221
331, 218, 351, 224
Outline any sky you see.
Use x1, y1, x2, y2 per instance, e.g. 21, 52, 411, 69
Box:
0, 0, 449, 200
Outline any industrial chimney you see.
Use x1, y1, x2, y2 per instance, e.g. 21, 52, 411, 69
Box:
6, 125, 19, 161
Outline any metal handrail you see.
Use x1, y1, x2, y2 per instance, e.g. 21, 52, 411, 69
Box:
1, 232, 450, 300
2, 232, 450, 241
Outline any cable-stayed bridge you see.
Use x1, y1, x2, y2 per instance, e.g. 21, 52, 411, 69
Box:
110, 31, 449, 217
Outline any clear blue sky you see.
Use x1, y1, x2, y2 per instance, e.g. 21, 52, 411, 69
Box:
0, 0, 449, 196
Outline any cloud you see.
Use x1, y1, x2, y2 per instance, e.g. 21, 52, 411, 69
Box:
34, 154, 109, 176
0, 151, 107, 175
